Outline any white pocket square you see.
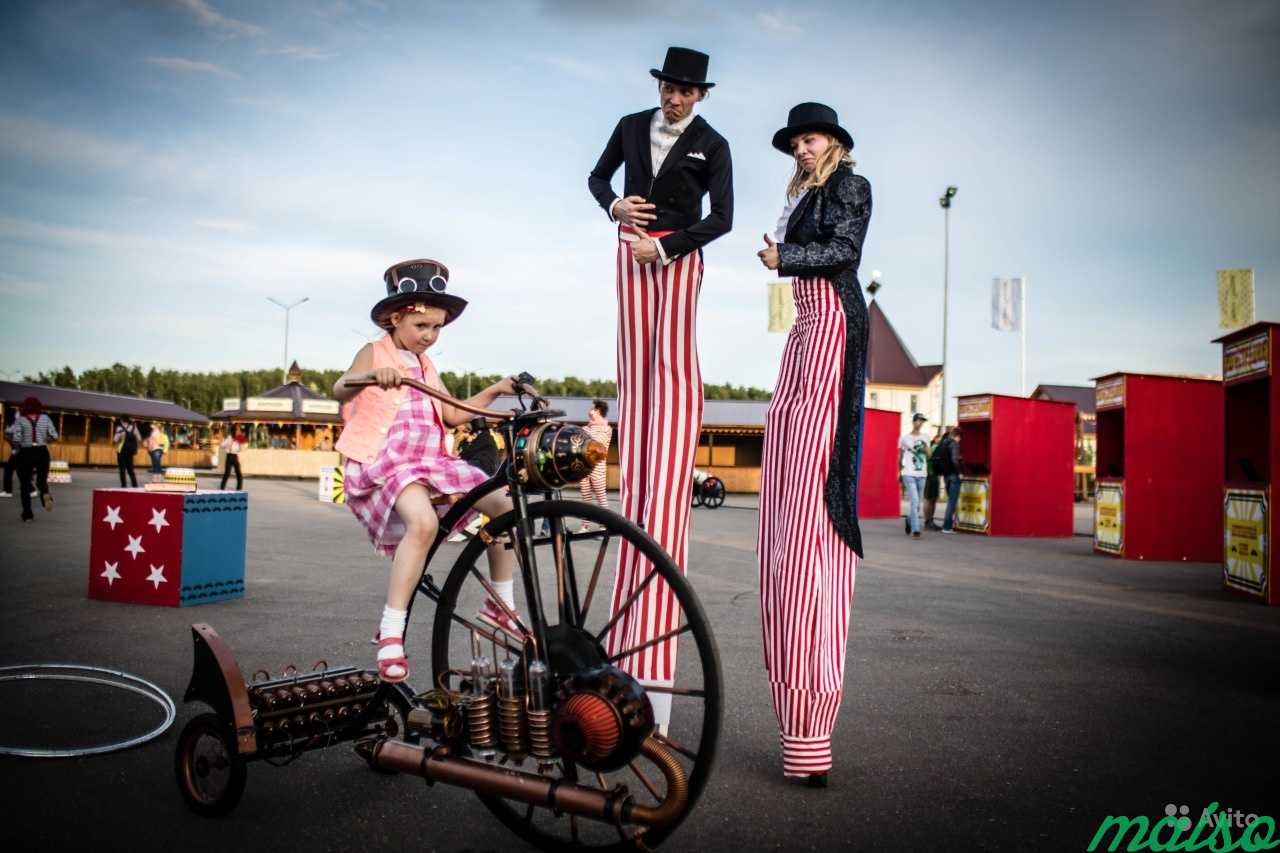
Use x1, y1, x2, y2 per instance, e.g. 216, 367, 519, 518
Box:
687, 151, 706, 160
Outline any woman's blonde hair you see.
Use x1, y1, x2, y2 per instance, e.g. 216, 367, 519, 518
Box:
785, 136, 855, 200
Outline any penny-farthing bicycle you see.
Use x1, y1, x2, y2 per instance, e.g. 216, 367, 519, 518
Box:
175, 375, 722, 852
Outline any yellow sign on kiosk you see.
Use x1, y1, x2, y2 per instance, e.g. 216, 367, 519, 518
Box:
1095, 482, 1123, 554
956, 477, 990, 533
1224, 488, 1268, 596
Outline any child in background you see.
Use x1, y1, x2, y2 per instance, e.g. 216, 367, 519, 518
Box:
333, 259, 519, 682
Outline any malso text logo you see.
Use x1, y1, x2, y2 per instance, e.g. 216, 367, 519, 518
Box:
1087, 801, 1277, 852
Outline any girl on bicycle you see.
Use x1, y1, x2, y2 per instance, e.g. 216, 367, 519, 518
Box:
334, 259, 519, 683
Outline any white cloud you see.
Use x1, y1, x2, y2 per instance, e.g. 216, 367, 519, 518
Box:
0, 114, 142, 172
194, 218, 249, 233
260, 45, 337, 61
144, 55, 240, 78
170, 0, 265, 37
526, 53, 600, 81
756, 11, 802, 35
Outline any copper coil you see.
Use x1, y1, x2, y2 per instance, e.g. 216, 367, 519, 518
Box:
497, 694, 528, 759
526, 708, 555, 761
554, 694, 621, 764
465, 692, 498, 751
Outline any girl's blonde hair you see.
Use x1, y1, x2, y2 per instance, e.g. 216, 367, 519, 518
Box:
785, 136, 855, 200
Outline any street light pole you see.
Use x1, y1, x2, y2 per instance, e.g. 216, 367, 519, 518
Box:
938, 186, 957, 426
267, 296, 309, 383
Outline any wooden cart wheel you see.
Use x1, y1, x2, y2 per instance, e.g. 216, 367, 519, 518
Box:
174, 712, 247, 817
704, 478, 726, 509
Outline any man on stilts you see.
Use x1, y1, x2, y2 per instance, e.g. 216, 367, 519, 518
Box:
587, 46, 733, 729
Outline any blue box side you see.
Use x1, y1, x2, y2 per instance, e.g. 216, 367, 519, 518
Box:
179, 492, 248, 606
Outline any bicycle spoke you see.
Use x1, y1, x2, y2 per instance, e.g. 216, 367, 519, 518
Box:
643, 684, 706, 698
447, 612, 523, 657
466, 564, 531, 638
577, 534, 611, 627
652, 731, 698, 763
627, 759, 662, 801
551, 524, 568, 624
606, 623, 691, 665
594, 568, 660, 643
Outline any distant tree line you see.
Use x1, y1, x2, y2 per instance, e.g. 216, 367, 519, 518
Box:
22, 365, 771, 413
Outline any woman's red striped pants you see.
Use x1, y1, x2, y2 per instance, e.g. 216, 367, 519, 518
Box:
605, 226, 703, 727
758, 277, 859, 776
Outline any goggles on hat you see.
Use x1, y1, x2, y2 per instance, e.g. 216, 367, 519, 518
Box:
396, 274, 447, 294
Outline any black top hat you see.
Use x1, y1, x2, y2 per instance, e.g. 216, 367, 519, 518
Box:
650, 46, 715, 88
370, 258, 468, 328
772, 102, 854, 154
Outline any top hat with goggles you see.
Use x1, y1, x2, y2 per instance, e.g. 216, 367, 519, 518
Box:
370, 258, 468, 329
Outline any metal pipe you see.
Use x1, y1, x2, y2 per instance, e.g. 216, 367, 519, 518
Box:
363, 737, 688, 827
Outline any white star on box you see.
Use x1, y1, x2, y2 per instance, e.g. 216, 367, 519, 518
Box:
148, 508, 170, 534
101, 561, 121, 586
124, 535, 145, 560
103, 506, 123, 529
146, 564, 167, 589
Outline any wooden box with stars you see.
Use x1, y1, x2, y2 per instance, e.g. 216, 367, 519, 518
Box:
88, 489, 247, 607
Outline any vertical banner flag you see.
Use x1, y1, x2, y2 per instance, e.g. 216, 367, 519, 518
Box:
1217, 269, 1255, 329
768, 280, 795, 333
991, 277, 1024, 331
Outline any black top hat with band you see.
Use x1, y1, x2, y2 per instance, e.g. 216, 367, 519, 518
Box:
650, 46, 715, 88
772, 102, 854, 154
370, 258, 468, 328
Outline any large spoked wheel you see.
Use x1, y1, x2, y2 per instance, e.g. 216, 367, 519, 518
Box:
430, 499, 722, 851
703, 478, 726, 509
174, 712, 247, 817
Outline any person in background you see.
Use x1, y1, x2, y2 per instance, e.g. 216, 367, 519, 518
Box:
220, 430, 245, 490
1, 424, 17, 498
940, 426, 963, 533
922, 427, 945, 531
577, 400, 612, 526
9, 396, 58, 521
146, 423, 168, 473
899, 413, 929, 538
113, 415, 142, 487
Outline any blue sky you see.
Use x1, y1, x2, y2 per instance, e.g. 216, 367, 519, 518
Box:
1, 0, 1277, 418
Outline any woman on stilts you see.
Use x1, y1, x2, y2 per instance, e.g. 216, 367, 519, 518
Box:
756, 102, 871, 787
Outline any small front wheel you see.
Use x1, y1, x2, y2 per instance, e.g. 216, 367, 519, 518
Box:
174, 712, 247, 817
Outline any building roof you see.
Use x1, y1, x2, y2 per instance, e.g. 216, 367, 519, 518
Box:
0, 381, 209, 424
211, 362, 341, 424
866, 300, 942, 387
1031, 384, 1096, 415
1031, 384, 1097, 434
492, 395, 771, 431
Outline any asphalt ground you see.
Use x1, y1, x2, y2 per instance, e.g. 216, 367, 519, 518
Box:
1, 470, 1277, 852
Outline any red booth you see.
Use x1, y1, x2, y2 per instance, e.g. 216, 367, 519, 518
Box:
1214, 322, 1279, 605
953, 393, 1074, 536
1091, 373, 1223, 561
858, 407, 902, 519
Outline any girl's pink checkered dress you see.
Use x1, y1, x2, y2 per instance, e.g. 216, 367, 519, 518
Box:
344, 360, 488, 556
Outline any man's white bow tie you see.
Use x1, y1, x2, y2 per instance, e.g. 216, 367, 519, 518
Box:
659, 123, 683, 137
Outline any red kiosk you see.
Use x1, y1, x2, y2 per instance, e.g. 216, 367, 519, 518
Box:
1214, 322, 1279, 605
857, 407, 902, 519
953, 393, 1074, 536
1091, 373, 1223, 561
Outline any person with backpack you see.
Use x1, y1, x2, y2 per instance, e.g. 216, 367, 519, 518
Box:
922, 429, 945, 530
114, 415, 142, 487
939, 426, 963, 533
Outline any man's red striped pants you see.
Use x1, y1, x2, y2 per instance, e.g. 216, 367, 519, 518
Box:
605, 226, 703, 727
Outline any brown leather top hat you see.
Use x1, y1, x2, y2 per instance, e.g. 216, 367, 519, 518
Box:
772, 102, 854, 154
650, 46, 715, 88
370, 258, 468, 328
